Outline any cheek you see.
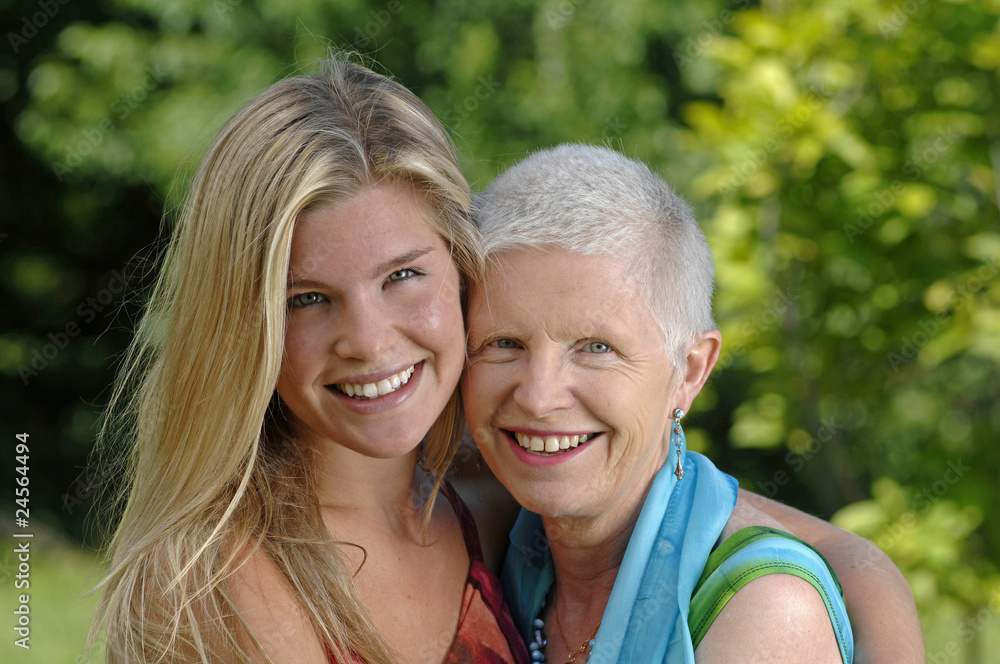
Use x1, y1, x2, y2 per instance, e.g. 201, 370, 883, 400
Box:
277, 319, 323, 391
592, 377, 669, 449
461, 363, 508, 428
460, 366, 486, 420
624, 400, 674, 457
282, 319, 305, 354
459, 376, 479, 430
423, 294, 463, 338
413, 278, 466, 361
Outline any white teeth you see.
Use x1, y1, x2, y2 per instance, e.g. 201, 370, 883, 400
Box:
335, 365, 416, 399
513, 431, 597, 455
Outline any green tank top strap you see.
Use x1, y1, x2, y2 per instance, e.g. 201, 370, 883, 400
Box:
688, 525, 854, 663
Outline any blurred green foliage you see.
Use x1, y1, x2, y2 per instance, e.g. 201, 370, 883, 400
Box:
3, 0, 999, 658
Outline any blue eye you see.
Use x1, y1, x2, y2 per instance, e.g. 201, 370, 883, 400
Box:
584, 341, 611, 353
495, 339, 519, 349
388, 268, 419, 282
288, 292, 326, 308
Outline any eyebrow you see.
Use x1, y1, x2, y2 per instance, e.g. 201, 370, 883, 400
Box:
285, 246, 437, 290
286, 278, 329, 291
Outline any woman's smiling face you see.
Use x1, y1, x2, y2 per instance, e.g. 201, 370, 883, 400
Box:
277, 183, 466, 459
462, 247, 685, 521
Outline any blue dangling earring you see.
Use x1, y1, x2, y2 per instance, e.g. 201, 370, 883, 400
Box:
672, 408, 685, 480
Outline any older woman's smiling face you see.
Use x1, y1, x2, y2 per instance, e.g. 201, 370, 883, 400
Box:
463, 247, 686, 522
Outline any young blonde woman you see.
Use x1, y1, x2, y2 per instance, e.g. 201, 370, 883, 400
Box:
90, 58, 921, 663
91, 58, 526, 663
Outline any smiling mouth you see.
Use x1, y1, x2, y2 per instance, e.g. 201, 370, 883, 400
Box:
508, 431, 599, 455
331, 364, 416, 399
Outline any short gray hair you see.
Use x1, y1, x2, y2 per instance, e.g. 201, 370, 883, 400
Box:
473, 143, 715, 367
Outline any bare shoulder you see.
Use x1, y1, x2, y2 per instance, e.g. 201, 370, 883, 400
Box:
719, 492, 790, 541
734, 489, 924, 664
448, 433, 521, 573
695, 572, 843, 663
227, 543, 327, 663
694, 496, 843, 663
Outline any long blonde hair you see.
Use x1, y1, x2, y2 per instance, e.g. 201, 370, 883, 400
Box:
90, 58, 482, 663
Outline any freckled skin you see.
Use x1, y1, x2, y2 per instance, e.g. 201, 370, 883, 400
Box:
278, 184, 466, 459
462, 248, 683, 532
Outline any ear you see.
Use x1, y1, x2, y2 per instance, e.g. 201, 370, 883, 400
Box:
673, 329, 721, 414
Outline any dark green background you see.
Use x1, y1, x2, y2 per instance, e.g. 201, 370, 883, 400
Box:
2, 0, 999, 658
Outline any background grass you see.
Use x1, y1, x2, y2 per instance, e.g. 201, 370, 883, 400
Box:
1, 527, 102, 664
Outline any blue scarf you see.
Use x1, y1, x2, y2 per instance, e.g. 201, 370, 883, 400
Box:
500, 448, 738, 663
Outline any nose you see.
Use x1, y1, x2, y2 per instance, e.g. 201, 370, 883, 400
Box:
331, 294, 398, 361
511, 351, 574, 419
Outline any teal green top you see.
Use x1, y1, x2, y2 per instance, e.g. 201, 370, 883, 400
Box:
689, 525, 853, 662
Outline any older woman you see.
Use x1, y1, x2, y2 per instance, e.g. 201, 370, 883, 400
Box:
463, 144, 858, 662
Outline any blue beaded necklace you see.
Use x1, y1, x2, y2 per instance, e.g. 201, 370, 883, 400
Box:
528, 601, 599, 663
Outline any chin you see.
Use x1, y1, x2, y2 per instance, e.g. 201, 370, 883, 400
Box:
359, 429, 431, 459
505, 480, 580, 520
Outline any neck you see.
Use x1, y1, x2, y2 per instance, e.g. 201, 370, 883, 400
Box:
547, 523, 626, 603
540, 484, 650, 648
543, 522, 627, 619
306, 431, 428, 535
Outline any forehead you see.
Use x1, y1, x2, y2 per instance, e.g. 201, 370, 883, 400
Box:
289, 184, 444, 273
470, 248, 654, 334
